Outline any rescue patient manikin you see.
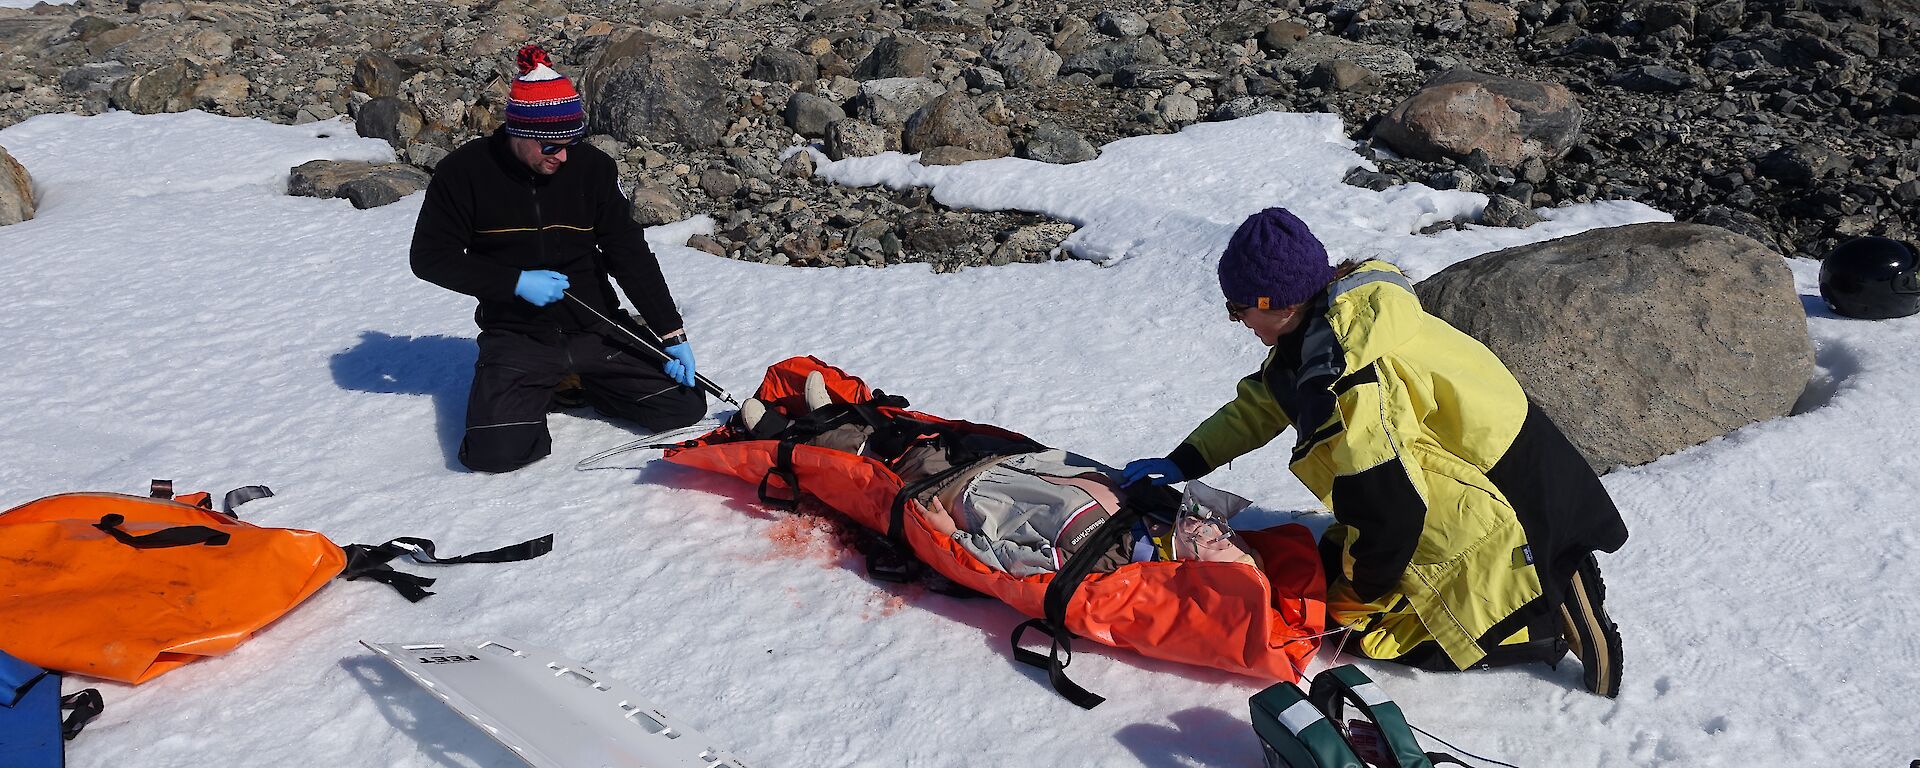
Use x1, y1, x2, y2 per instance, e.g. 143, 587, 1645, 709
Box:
733, 372, 1265, 577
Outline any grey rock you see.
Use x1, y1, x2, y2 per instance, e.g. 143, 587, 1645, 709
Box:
108, 57, 213, 114
1479, 194, 1542, 227
783, 91, 843, 137
983, 26, 1061, 88
1276, 35, 1417, 77
853, 77, 945, 126
700, 167, 741, 199
355, 96, 424, 148
1303, 60, 1380, 92
403, 143, 449, 171
1113, 66, 1221, 89
58, 61, 130, 94
918, 145, 997, 165
779, 150, 816, 178
629, 179, 690, 226
1095, 10, 1149, 38
582, 30, 729, 148
1020, 122, 1098, 164
1373, 69, 1583, 167
750, 48, 816, 84
1210, 96, 1292, 121
1607, 64, 1694, 92
1690, 205, 1781, 251
286, 160, 429, 209
1755, 143, 1848, 186
1208, 9, 1270, 44
0, 146, 34, 226
824, 118, 891, 159
1259, 20, 1311, 53
1429, 169, 1478, 191
1462, 1, 1520, 37
964, 66, 1006, 92
1342, 166, 1394, 191
1154, 92, 1199, 123
902, 92, 1011, 157
353, 52, 405, 99
1416, 223, 1814, 471
727, 148, 778, 182
854, 33, 936, 80
1060, 36, 1168, 77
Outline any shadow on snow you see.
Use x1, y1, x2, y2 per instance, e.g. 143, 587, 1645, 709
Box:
328, 331, 476, 471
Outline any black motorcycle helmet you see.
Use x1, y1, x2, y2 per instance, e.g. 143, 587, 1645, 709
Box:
1819, 237, 1920, 320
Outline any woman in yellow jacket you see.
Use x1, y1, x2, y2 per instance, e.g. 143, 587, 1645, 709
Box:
1124, 207, 1629, 697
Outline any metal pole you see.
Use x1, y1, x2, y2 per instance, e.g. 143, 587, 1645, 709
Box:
562, 291, 741, 406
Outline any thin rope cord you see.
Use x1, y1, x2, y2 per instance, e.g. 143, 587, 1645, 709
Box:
1314, 622, 1520, 768
1409, 723, 1522, 768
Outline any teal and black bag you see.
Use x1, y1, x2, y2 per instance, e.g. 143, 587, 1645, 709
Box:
1250, 664, 1469, 768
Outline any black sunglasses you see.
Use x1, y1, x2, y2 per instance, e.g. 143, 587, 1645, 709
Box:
539, 140, 582, 156
1226, 300, 1252, 322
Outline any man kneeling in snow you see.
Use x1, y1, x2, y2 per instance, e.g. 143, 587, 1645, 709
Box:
409, 45, 705, 472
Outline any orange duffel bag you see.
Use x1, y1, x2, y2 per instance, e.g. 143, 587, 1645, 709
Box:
0, 483, 551, 684
662, 357, 1328, 707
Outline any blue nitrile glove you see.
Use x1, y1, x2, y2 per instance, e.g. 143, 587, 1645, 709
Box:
513, 270, 569, 306
1122, 457, 1184, 486
662, 342, 697, 388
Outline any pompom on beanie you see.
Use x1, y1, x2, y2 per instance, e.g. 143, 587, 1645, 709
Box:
1217, 207, 1333, 310
504, 45, 586, 141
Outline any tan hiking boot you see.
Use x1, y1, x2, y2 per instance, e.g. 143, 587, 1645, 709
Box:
1559, 553, 1623, 698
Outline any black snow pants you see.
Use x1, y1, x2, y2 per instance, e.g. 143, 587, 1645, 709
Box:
459, 329, 707, 473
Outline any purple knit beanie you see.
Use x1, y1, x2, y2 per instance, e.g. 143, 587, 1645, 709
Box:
1217, 207, 1333, 309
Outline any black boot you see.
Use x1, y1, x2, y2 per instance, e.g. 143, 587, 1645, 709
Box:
1559, 553, 1623, 698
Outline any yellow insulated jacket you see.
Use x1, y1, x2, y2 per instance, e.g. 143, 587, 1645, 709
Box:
1167, 261, 1628, 668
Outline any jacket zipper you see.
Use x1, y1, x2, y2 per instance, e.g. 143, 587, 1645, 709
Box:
529, 173, 565, 336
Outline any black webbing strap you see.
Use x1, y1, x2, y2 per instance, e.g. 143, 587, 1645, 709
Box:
220, 485, 274, 517
60, 689, 104, 740
93, 513, 230, 549
339, 534, 555, 603
148, 479, 173, 499
1010, 499, 1151, 710
757, 439, 803, 511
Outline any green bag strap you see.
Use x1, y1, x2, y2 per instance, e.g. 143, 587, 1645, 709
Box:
1249, 681, 1368, 768
1307, 665, 1436, 768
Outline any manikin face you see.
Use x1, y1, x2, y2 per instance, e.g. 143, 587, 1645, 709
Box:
508, 135, 577, 175
1227, 301, 1308, 346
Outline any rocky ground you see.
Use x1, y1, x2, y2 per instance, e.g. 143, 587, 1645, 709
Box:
2, 0, 1916, 266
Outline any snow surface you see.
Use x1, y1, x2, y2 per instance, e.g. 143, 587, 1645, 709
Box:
0, 0, 73, 8
0, 109, 1912, 766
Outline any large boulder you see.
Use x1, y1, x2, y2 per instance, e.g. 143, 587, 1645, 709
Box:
1059, 37, 1168, 77
783, 91, 843, 137
0, 146, 34, 226
355, 96, 424, 148
286, 160, 431, 210
582, 29, 729, 148
983, 26, 1060, 88
1372, 69, 1582, 167
1274, 35, 1417, 78
902, 92, 1011, 157
1415, 223, 1814, 471
852, 76, 944, 127
108, 57, 214, 114
853, 33, 936, 80
749, 48, 816, 84
353, 52, 406, 98
824, 118, 891, 160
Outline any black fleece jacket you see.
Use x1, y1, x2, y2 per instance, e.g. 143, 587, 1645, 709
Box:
409, 129, 684, 339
